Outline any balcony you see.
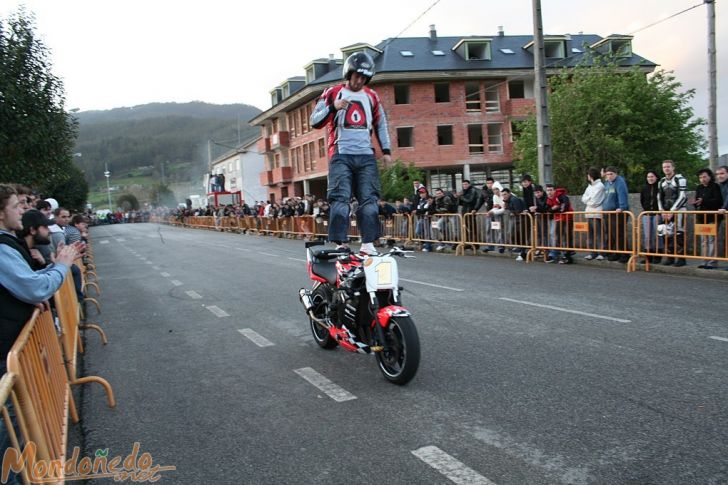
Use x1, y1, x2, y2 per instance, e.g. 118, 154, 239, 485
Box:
505, 98, 535, 117
271, 166, 293, 184
259, 170, 273, 186
270, 131, 290, 149
257, 137, 271, 153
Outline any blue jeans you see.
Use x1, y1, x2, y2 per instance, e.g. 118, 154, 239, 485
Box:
326, 153, 381, 244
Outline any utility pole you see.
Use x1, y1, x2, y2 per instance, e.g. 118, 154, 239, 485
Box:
532, 0, 553, 185
706, 0, 718, 170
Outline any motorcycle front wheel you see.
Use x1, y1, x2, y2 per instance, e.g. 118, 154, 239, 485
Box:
310, 284, 337, 349
375, 316, 420, 385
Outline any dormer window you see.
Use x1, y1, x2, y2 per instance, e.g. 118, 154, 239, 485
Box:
282, 84, 290, 98
305, 66, 315, 83
544, 40, 565, 59
611, 39, 632, 57
590, 35, 633, 58
452, 38, 492, 61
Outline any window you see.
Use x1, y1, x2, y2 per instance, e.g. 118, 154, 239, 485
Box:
297, 147, 303, 172
302, 105, 309, 133
394, 85, 410, 104
274, 153, 281, 168
431, 50, 445, 56
272, 118, 279, 133
318, 138, 326, 158
465, 82, 481, 111
487, 124, 503, 153
397, 127, 414, 148
544, 40, 565, 59
612, 39, 632, 57
400, 50, 414, 57
304, 144, 311, 171
282, 85, 290, 98
467, 124, 483, 153
430, 173, 453, 192
434, 83, 450, 103
508, 80, 525, 99
485, 85, 500, 113
571, 47, 583, 54
309, 142, 317, 170
510, 121, 522, 141
305, 66, 315, 83
293, 148, 299, 173
437, 126, 453, 145
499, 48, 515, 54
465, 42, 491, 60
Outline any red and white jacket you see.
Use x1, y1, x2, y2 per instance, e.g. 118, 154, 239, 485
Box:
310, 84, 391, 159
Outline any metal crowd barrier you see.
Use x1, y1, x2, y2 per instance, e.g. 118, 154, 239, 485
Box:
637, 210, 728, 271
462, 212, 534, 260
0, 372, 32, 485
379, 214, 412, 245
533, 211, 637, 271
410, 213, 465, 254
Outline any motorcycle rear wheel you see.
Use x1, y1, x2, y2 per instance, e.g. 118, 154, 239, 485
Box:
375, 316, 420, 385
310, 284, 337, 349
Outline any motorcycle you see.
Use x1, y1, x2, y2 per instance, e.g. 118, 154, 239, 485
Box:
298, 241, 420, 385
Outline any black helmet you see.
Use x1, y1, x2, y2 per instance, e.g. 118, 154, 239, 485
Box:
343, 52, 375, 84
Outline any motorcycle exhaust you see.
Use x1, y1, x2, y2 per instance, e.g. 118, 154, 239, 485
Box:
299, 289, 331, 329
299, 288, 314, 312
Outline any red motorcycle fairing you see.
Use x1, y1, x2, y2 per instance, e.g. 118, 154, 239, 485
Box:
307, 261, 329, 285
375, 306, 410, 328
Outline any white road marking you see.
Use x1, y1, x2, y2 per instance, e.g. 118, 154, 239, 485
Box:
170, 280, 183, 286
400, 278, 464, 292
259, 252, 277, 257
116, 237, 126, 242
185, 290, 202, 300
293, 367, 357, 402
288, 257, 307, 262
235, 247, 251, 252
238, 329, 275, 347
100, 240, 109, 244
498, 298, 632, 323
709, 336, 728, 343
206, 305, 229, 317
411, 446, 496, 485
160, 272, 171, 277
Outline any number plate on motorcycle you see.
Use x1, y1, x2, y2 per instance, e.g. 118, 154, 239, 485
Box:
364, 255, 399, 292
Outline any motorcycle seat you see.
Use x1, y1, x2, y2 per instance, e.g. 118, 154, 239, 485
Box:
311, 248, 348, 260
311, 261, 338, 285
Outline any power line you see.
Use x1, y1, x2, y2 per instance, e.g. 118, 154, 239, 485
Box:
627, 2, 704, 36
380, 0, 443, 49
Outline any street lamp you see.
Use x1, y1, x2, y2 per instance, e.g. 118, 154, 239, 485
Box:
104, 163, 112, 211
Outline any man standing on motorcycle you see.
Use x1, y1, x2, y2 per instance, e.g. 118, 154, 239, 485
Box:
310, 52, 392, 255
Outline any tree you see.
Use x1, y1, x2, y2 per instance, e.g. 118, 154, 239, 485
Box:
149, 182, 176, 207
379, 159, 424, 201
0, 9, 78, 192
46, 164, 89, 212
513, 63, 705, 194
116, 193, 139, 211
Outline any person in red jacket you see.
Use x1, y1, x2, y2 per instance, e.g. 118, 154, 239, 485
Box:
546, 184, 574, 264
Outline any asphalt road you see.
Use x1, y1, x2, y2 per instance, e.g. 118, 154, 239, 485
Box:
76, 222, 728, 484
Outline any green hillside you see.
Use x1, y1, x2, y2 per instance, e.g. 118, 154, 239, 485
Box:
73, 101, 262, 207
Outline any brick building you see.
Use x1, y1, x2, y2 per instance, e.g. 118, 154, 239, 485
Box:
250, 26, 655, 202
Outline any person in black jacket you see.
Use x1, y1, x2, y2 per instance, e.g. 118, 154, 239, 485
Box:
529, 185, 549, 253
520, 175, 535, 208
640, 170, 662, 263
433, 188, 457, 251
458, 180, 483, 244
415, 188, 435, 251
502, 188, 528, 261
694, 168, 724, 269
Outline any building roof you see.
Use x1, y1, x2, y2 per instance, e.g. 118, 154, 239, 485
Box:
250, 32, 657, 124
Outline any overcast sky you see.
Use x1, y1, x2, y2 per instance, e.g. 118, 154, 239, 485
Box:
2, 0, 726, 153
